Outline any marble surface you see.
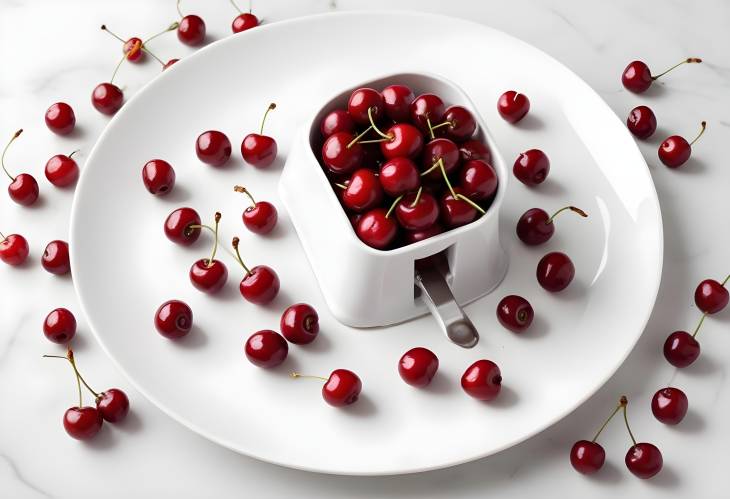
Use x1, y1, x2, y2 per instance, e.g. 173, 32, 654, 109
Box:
1, 0, 729, 497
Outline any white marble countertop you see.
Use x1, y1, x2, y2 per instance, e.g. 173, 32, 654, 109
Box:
1, 0, 729, 497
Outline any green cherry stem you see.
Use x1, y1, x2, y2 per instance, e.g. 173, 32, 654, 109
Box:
420, 158, 441, 177
290, 372, 328, 382
110, 53, 126, 84
357, 138, 390, 145
692, 312, 708, 339
652, 57, 702, 81
230, 0, 243, 13
620, 396, 637, 446
438, 159, 457, 198
205, 212, 221, 268
234, 185, 256, 209
591, 396, 626, 442
721, 273, 730, 287
456, 194, 486, 214
689, 121, 707, 146
144, 22, 179, 45
410, 186, 423, 207
346, 125, 373, 149
260, 103, 276, 135
430, 120, 453, 132
385, 194, 404, 218
368, 107, 392, 139
426, 118, 435, 140
68, 150, 80, 159
176, 0, 184, 18
100, 24, 126, 44
231, 236, 252, 276
547, 206, 588, 225
1, 129, 22, 182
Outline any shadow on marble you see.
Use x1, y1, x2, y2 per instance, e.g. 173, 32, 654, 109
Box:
422, 372, 455, 395
514, 113, 544, 131
177, 324, 208, 349
673, 410, 705, 434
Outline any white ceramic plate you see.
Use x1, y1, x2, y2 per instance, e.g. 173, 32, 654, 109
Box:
71, 11, 662, 475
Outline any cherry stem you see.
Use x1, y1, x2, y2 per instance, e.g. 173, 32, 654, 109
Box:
334, 183, 347, 190
290, 372, 328, 382
410, 186, 423, 207
144, 22, 179, 45
368, 107, 392, 140
100, 24, 126, 44
620, 396, 637, 446
231, 237, 252, 276
357, 138, 389, 145
0, 231, 6, 241
1, 129, 22, 182
547, 206, 588, 225
692, 312, 707, 339
385, 194, 404, 218
430, 121, 453, 132
591, 396, 626, 442
43, 350, 101, 403
689, 121, 707, 146
176, 0, 184, 18
456, 194, 486, 215
346, 125, 373, 149
721, 274, 730, 287
110, 53, 126, 84
651, 57, 702, 81
438, 159, 457, 198
233, 185, 256, 208
426, 118, 435, 140
68, 150, 80, 159
420, 158, 441, 177
260, 103, 276, 135
205, 212, 221, 268
230, 0, 242, 13
142, 46, 164, 65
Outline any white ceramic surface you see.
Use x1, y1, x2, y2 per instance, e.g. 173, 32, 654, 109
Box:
68, 11, 662, 475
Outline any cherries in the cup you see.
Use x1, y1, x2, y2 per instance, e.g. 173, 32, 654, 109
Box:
432, 105, 476, 141
320, 110, 355, 138
338, 169, 383, 213
234, 185, 278, 235
382, 84, 415, 122
2, 129, 39, 206
379, 157, 420, 197
459, 160, 498, 201
622, 57, 701, 93
356, 208, 398, 250
458, 140, 491, 164
395, 189, 439, 231
231, 237, 280, 304
410, 93, 445, 135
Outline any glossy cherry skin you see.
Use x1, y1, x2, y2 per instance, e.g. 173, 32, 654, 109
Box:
196, 130, 232, 167
0, 234, 29, 266
178, 15, 206, 45
96, 389, 130, 423
45, 102, 75, 135
497, 90, 530, 123
63, 407, 103, 440
245, 330, 288, 368
496, 295, 534, 333
396, 191, 439, 231
123, 37, 144, 62
459, 160, 498, 201
663, 331, 700, 368
189, 259, 228, 294
232, 12, 259, 33
342, 169, 383, 213
625, 443, 663, 479
422, 138, 459, 180
622, 61, 652, 93
514, 149, 550, 186
280, 303, 319, 344
627, 106, 657, 139
381, 124, 423, 160
570, 440, 605, 474
163, 58, 179, 70
658, 135, 691, 168
242, 133, 277, 168
651, 387, 688, 425
405, 223, 444, 244
439, 106, 476, 141
240, 265, 279, 304
8, 173, 39, 206
43, 308, 76, 344
356, 208, 398, 250
461, 359, 502, 401
398, 347, 438, 387
142, 159, 175, 195
440, 189, 477, 228
348, 88, 383, 125
320, 110, 355, 138
91, 83, 123, 115
323, 369, 362, 407
42, 240, 70, 275
322, 132, 364, 174
537, 252, 574, 292
410, 94, 445, 132
154, 299, 193, 339
164, 207, 201, 246
45, 154, 79, 187
382, 84, 415, 121
379, 157, 419, 197
243, 201, 278, 235
459, 140, 491, 164
694, 279, 729, 314
516, 208, 553, 245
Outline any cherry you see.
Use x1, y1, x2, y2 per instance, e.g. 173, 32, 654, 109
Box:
64, 407, 103, 440
421, 138, 459, 180
694, 274, 729, 314
231, 237, 280, 304
164, 207, 201, 246
458, 140, 491, 164
91, 83, 124, 115
189, 213, 228, 293
196, 130, 232, 167
2, 130, 39, 206
410, 94, 445, 135
496, 295, 534, 333
395, 189, 439, 231
440, 188, 484, 229
339, 169, 383, 212
570, 441, 606, 475
379, 157, 419, 197
96, 388, 130, 423
405, 223, 444, 244
176, 1, 206, 46
459, 160, 498, 201
622, 58, 701, 93
398, 347, 438, 387
382, 84, 415, 121
627, 105, 657, 139
234, 185, 278, 235
42, 240, 70, 275
154, 299, 193, 339
45, 151, 79, 188
321, 132, 364, 174
245, 330, 288, 368
536, 251, 574, 292
43, 308, 77, 344
0, 232, 29, 266
348, 88, 384, 125
142, 159, 175, 195
516, 206, 588, 246
356, 208, 398, 250
230, 0, 259, 33
280, 303, 319, 344
320, 109, 355, 138
45, 102, 75, 135
433, 106, 476, 141
663, 312, 705, 368
659, 121, 706, 168
651, 387, 688, 425
292, 369, 362, 407
497, 90, 530, 123
242, 103, 278, 168
461, 359, 502, 401
626, 443, 663, 479
513, 149, 550, 186
101, 25, 144, 62
163, 58, 179, 70
380, 123, 423, 160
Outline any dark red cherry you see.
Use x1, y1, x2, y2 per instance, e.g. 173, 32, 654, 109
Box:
404, 223, 444, 244
627, 106, 657, 139
322, 132, 364, 174
242, 103, 277, 168
497, 90, 530, 123
381, 84, 415, 122
45, 153, 79, 188
496, 295, 534, 333
45, 102, 76, 135
245, 330, 288, 368
651, 387, 688, 425
322, 369, 362, 407
163, 58, 179, 70
177, 15, 206, 45
622, 58, 701, 93
232, 12, 259, 33
356, 208, 398, 250
190, 259, 227, 293
63, 407, 103, 440
0, 233, 29, 266
196, 130, 232, 167
239, 265, 280, 304
8, 173, 39, 206
461, 359, 502, 401
421, 138, 459, 181
437, 106, 476, 141
42, 240, 70, 275
459, 140, 491, 164
398, 347, 438, 387
43, 308, 76, 344
663, 330, 700, 368
164, 207, 201, 246
379, 157, 419, 197
459, 160, 498, 201
516, 206, 587, 246
694, 277, 729, 314
659, 121, 705, 168
536, 252, 574, 292
440, 189, 477, 228
142, 159, 175, 195
410, 94, 445, 133
244, 201, 277, 234
514, 149, 549, 186
570, 440, 606, 475
395, 191, 439, 231
122, 37, 144, 62
96, 388, 129, 423
625, 443, 663, 479
320, 109, 355, 138
154, 299, 193, 339
341, 169, 383, 212
91, 83, 123, 115
280, 303, 319, 344
381, 123, 424, 160
348, 88, 383, 125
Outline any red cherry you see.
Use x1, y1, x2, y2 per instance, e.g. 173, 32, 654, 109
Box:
2, 129, 39, 206
142, 159, 175, 195
232, 12, 259, 33
622, 58, 701, 93
395, 190, 439, 231
514, 149, 550, 186
659, 121, 705, 168
189, 212, 227, 293
663, 330, 700, 368
45, 102, 75, 135
96, 388, 130, 423
421, 138, 459, 181
177, 14, 206, 46
356, 208, 398, 250
435, 106, 476, 141
379, 157, 419, 197
348, 88, 383, 125
440, 188, 479, 228
42, 240, 70, 275
496, 295, 534, 333
196, 130, 232, 167
382, 84, 415, 122
64, 407, 103, 440
497, 90, 530, 123
458, 140, 491, 164
459, 160, 498, 201
231, 237, 280, 304
242, 103, 278, 168
320, 109, 355, 138
164, 207, 201, 246
627, 105, 657, 139
694, 276, 729, 314
410, 94, 445, 133
0, 233, 29, 266
626, 443, 663, 479
122, 37, 144, 62
398, 347, 438, 387
233, 185, 278, 235
404, 223, 444, 244
45, 152, 79, 188
651, 387, 688, 425
163, 58, 180, 70
321, 132, 364, 174
536, 252, 574, 292
245, 330, 288, 368
461, 359, 502, 401
154, 300, 193, 339
280, 303, 319, 344
570, 440, 606, 475
91, 83, 123, 115
516, 206, 588, 246
322, 369, 362, 407
380, 123, 423, 160
341, 169, 383, 212
43, 308, 77, 344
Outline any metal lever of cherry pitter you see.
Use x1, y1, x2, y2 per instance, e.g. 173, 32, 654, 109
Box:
415, 265, 479, 348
